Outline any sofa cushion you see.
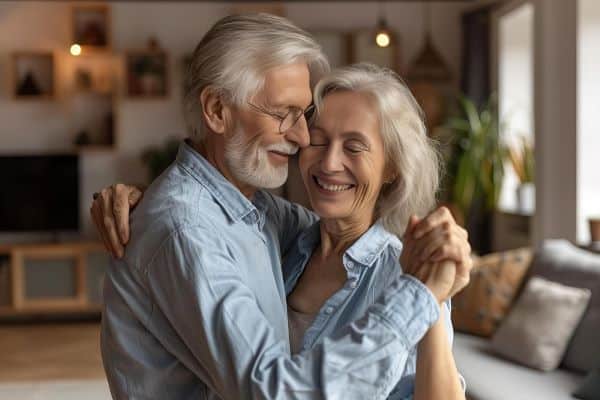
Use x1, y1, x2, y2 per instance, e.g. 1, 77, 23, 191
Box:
490, 276, 591, 371
453, 332, 584, 400
530, 240, 600, 372
452, 248, 532, 337
573, 368, 600, 400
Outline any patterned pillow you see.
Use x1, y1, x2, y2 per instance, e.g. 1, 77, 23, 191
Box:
451, 248, 532, 337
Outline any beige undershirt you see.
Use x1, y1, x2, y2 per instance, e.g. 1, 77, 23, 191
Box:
287, 304, 317, 354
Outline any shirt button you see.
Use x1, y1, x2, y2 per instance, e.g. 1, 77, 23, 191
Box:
325, 306, 335, 314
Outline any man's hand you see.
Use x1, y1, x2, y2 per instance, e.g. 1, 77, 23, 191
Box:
89, 184, 143, 258
401, 206, 473, 301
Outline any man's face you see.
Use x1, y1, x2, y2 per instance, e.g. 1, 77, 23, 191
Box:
224, 63, 312, 189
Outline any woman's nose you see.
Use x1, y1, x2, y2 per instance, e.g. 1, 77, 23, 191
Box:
321, 145, 344, 173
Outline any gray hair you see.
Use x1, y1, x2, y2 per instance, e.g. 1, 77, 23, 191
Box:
183, 13, 330, 140
312, 63, 441, 237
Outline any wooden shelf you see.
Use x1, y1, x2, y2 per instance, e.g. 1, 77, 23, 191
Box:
0, 242, 106, 319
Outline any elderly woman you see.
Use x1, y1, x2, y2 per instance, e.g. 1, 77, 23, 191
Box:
92, 63, 470, 400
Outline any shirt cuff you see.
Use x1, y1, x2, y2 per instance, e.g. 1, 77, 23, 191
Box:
370, 274, 440, 350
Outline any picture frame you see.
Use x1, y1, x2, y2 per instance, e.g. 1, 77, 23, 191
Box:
349, 29, 401, 72
12, 52, 55, 100
125, 50, 169, 98
71, 4, 111, 51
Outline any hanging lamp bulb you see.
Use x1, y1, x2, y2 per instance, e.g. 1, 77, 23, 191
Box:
375, 18, 392, 48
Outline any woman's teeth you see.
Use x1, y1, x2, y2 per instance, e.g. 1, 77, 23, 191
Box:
315, 177, 353, 192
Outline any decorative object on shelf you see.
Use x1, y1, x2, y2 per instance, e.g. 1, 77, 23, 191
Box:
74, 68, 93, 91
126, 38, 168, 98
12, 52, 54, 99
71, 3, 111, 51
508, 137, 535, 214
406, 2, 452, 133
74, 130, 92, 146
442, 94, 504, 253
141, 137, 180, 182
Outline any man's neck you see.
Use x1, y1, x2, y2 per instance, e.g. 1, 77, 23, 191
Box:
189, 138, 257, 199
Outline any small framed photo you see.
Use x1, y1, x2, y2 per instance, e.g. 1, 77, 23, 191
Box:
72, 4, 110, 50
12, 52, 54, 99
125, 51, 168, 98
349, 29, 401, 72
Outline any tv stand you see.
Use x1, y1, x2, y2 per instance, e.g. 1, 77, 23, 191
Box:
0, 241, 106, 318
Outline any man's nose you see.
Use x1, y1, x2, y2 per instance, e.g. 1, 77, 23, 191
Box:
284, 116, 310, 148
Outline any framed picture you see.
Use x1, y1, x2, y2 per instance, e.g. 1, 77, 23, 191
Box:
309, 31, 351, 68
72, 4, 111, 50
125, 51, 168, 98
349, 29, 401, 72
12, 52, 54, 99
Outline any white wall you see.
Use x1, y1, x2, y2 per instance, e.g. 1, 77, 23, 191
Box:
577, 0, 600, 243
0, 1, 470, 240
497, 2, 534, 213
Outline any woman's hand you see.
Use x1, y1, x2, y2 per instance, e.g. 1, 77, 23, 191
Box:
401, 206, 473, 300
89, 184, 143, 258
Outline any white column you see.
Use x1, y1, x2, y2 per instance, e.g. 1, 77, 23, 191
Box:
533, 0, 578, 245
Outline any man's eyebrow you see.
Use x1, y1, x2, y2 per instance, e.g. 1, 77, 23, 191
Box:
271, 101, 313, 111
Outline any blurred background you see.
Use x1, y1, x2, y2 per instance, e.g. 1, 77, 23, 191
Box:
0, 1, 598, 399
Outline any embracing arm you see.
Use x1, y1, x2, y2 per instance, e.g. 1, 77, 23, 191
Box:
147, 226, 441, 400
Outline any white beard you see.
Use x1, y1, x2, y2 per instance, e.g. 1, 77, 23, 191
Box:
224, 126, 298, 189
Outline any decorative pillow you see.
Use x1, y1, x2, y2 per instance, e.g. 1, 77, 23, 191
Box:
451, 248, 532, 337
573, 367, 600, 400
490, 276, 591, 371
529, 240, 600, 372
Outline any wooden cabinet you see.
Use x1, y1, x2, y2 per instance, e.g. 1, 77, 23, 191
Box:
0, 242, 108, 318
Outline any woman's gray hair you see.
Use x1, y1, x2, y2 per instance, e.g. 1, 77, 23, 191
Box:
312, 63, 441, 237
183, 13, 330, 140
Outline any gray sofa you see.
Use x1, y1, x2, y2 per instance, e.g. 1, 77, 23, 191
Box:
451, 240, 599, 400
453, 332, 584, 400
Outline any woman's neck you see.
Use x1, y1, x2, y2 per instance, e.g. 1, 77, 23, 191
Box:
318, 214, 373, 258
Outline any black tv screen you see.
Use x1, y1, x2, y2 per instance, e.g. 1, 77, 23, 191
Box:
0, 155, 79, 232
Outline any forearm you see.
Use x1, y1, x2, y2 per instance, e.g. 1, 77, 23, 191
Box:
414, 310, 465, 400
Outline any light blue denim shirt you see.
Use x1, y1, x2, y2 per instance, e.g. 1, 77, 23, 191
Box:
101, 141, 441, 400
283, 222, 457, 400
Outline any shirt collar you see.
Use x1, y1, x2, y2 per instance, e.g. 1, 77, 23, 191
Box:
345, 221, 403, 267
294, 220, 403, 269
175, 140, 259, 224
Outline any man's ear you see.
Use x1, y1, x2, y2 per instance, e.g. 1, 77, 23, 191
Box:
200, 86, 230, 135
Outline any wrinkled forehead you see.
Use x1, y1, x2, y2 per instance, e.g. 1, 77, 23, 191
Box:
256, 63, 313, 108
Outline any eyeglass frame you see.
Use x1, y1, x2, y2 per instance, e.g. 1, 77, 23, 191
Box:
246, 102, 315, 134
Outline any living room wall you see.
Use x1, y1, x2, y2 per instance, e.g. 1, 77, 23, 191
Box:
0, 1, 472, 240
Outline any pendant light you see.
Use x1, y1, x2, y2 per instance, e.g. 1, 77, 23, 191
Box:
407, 3, 451, 82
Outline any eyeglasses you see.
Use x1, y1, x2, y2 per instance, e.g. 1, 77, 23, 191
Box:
247, 102, 315, 134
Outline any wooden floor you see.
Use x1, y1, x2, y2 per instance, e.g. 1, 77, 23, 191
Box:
0, 321, 105, 381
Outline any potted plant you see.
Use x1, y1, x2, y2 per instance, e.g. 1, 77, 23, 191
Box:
442, 94, 505, 253
508, 137, 535, 214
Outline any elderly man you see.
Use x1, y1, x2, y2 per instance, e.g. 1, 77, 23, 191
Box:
92, 14, 469, 400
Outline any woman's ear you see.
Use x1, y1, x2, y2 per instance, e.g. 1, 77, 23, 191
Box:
200, 86, 229, 135
383, 165, 398, 185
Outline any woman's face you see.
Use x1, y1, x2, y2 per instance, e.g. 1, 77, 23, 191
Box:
299, 90, 391, 223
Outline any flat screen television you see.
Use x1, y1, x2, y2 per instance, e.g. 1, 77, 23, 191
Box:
0, 154, 79, 232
